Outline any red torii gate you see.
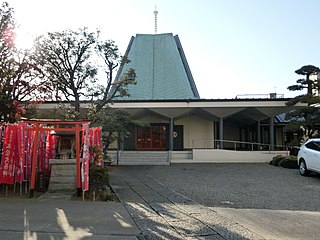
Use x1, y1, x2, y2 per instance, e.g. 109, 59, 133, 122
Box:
22, 119, 91, 197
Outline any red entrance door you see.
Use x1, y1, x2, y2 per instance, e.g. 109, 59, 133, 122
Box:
136, 125, 166, 150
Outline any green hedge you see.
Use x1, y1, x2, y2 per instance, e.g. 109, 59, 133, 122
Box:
269, 155, 285, 166
279, 157, 298, 169
270, 155, 298, 169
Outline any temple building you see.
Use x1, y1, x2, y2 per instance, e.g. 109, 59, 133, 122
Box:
105, 32, 302, 164
116, 33, 199, 100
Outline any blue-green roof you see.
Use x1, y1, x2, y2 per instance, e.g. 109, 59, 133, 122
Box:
116, 33, 200, 100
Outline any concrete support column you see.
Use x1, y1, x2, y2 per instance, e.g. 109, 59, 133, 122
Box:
257, 121, 261, 150
214, 121, 218, 148
269, 117, 275, 151
169, 118, 174, 151
257, 120, 261, 149
219, 117, 224, 149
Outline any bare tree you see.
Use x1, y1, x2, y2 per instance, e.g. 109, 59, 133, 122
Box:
34, 28, 98, 117
34, 29, 136, 119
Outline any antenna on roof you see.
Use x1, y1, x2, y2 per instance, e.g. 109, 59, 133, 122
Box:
154, 5, 158, 34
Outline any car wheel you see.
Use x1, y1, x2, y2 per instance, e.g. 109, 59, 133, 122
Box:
299, 160, 310, 176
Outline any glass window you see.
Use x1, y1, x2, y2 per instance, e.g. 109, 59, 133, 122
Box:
136, 125, 166, 150
306, 141, 320, 151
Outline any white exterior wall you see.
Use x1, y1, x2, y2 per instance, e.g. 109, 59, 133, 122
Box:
136, 115, 215, 149
191, 149, 288, 163
176, 115, 213, 149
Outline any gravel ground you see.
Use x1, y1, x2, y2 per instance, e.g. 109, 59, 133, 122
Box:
118, 163, 320, 211
110, 163, 320, 239
110, 166, 265, 240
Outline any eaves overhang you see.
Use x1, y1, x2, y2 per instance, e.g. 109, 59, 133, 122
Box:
38, 98, 307, 121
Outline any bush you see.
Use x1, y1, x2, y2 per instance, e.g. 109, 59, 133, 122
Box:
279, 156, 298, 169
89, 166, 110, 186
87, 166, 112, 201
270, 155, 298, 169
270, 155, 285, 166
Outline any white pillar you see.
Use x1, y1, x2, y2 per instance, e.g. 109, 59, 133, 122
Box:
219, 117, 224, 149
269, 117, 274, 151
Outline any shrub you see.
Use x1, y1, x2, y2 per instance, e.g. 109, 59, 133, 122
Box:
279, 156, 298, 169
87, 166, 112, 201
89, 166, 110, 186
270, 155, 285, 166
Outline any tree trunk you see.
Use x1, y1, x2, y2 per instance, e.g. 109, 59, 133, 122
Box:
74, 95, 80, 119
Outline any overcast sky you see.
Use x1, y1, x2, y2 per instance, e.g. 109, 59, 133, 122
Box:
6, 0, 320, 99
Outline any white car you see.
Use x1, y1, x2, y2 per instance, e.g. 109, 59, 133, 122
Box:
297, 138, 320, 176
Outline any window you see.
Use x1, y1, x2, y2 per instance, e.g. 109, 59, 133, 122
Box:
136, 125, 167, 150
306, 141, 320, 152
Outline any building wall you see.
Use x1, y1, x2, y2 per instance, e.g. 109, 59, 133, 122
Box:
133, 115, 215, 149
175, 115, 214, 149
109, 114, 285, 151
133, 115, 246, 149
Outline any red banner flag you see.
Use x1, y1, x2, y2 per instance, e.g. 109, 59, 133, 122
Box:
81, 123, 90, 191
15, 123, 27, 183
0, 124, 3, 141
94, 127, 102, 166
37, 132, 45, 172
94, 128, 102, 149
0, 124, 18, 184
25, 130, 35, 181
89, 128, 94, 164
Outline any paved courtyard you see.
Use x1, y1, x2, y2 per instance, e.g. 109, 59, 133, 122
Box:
110, 163, 320, 240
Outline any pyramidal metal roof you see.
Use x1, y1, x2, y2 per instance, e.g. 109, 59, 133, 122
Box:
115, 33, 200, 100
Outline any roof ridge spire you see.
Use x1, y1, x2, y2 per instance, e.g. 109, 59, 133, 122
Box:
154, 5, 158, 34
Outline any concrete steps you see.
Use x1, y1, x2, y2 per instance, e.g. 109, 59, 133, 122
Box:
118, 151, 170, 165
170, 151, 193, 163
48, 159, 77, 192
